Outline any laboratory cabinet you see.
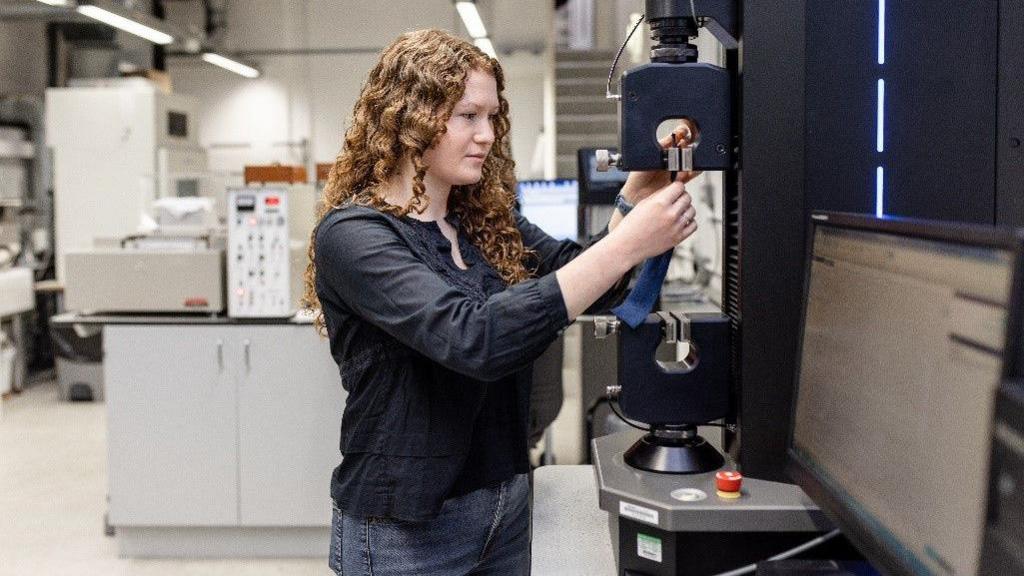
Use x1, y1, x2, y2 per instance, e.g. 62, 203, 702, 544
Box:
104, 322, 344, 556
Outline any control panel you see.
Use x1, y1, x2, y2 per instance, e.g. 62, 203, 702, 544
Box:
227, 187, 292, 318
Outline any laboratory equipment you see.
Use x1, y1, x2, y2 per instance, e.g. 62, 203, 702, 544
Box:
596, 0, 737, 173
596, 312, 731, 474
0, 267, 33, 395
46, 79, 207, 282
227, 187, 292, 318
576, 148, 627, 237
64, 231, 225, 314
577, 147, 628, 206
243, 164, 322, 312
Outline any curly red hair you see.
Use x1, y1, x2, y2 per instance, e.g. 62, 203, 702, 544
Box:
303, 29, 533, 333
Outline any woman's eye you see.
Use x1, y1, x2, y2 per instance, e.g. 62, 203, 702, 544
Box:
461, 113, 477, 120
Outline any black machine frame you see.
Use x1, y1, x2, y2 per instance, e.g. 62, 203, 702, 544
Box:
785, 210, 1024, 576
732, 0, 1024, 481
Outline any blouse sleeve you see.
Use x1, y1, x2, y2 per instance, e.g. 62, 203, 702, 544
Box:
515, 211, 633, 315
315, 209, 572, 382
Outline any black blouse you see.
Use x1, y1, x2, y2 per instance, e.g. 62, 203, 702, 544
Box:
314, 203, 629, 521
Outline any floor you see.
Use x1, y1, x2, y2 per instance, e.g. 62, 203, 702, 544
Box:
0, 380, 329, 576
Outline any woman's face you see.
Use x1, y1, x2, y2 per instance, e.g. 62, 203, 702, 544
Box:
424, 69, 499, 187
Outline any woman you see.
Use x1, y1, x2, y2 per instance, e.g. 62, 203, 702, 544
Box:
304, 29, 699, 576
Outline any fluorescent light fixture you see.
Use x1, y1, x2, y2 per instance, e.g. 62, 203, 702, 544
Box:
77, 4, 174, 45
456, 1, 488, 39
474, 38, 497, 58
202, 53, 260, 78
876, 166, 884, 217
35, 0, 70, 6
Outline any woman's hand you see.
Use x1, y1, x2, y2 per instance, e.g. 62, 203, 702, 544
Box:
611, 180, 698, 263
554, 179, 697, 320
618, 119, 702, 204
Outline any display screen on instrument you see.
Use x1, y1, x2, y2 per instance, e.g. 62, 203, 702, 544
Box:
235, 195, 256, 211
168, 111, 189, 138
792, 222, 1014, 576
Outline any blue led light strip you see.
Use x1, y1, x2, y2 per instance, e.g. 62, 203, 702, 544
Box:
876, 0, 886, 217
878, 0, 886, 65
877, 79, 885, 153
876, 167, 884, 217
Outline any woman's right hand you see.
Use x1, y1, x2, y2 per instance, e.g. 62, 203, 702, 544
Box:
611, 180, 698, 264
554, 179, 698, 320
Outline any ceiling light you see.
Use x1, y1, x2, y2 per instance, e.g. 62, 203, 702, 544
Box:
201, 53, 260, 78
455, 1, 487, 39
77, 4, 174, 45
35, 0, 70, 6
474, 38, 496, 58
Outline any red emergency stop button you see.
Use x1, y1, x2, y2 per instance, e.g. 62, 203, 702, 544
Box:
716, 471, 743, 499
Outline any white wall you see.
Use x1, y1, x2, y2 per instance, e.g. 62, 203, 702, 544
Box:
167, 0, 550, 183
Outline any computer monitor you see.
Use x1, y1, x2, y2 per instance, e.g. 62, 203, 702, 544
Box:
516, 179, 579, 241
787, 212, 1024, 576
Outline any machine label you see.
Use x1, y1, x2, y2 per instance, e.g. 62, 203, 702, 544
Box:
637, 533, 662, 563
619, 501, 659, 525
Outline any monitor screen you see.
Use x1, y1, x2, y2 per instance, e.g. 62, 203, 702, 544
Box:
516, 179, 579, 241
790, 215, 1017, 576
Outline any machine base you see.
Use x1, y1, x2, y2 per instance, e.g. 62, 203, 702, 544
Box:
624, 432, 725, 474
616, 517, 862, 576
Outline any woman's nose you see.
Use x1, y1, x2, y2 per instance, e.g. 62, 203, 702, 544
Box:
475, 122, 495, 145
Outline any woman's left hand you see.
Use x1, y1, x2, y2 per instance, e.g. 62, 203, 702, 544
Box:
619, 119, 703, 204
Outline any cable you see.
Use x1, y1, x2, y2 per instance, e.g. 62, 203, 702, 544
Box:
607, 398, 652, 433
709, 529, 843, 576
606, 14, 646, 100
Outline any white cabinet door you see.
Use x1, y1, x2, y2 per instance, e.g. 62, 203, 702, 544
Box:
106, 325, 240, 526
234, 325, 345, 526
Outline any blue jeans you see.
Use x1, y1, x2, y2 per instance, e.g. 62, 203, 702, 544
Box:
329, 474, 531, 576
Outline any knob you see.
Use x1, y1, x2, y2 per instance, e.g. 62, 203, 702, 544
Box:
594, 317, 620, 339
715, 471, 743, 499
595, 149, 621, 172
606, 385, 622, 399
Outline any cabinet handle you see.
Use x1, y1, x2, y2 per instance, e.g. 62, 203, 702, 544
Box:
243, 339, 251, 373
216, 339, 224, 371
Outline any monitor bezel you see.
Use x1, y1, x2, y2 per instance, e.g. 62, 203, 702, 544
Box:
786, 210, 1024, 576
